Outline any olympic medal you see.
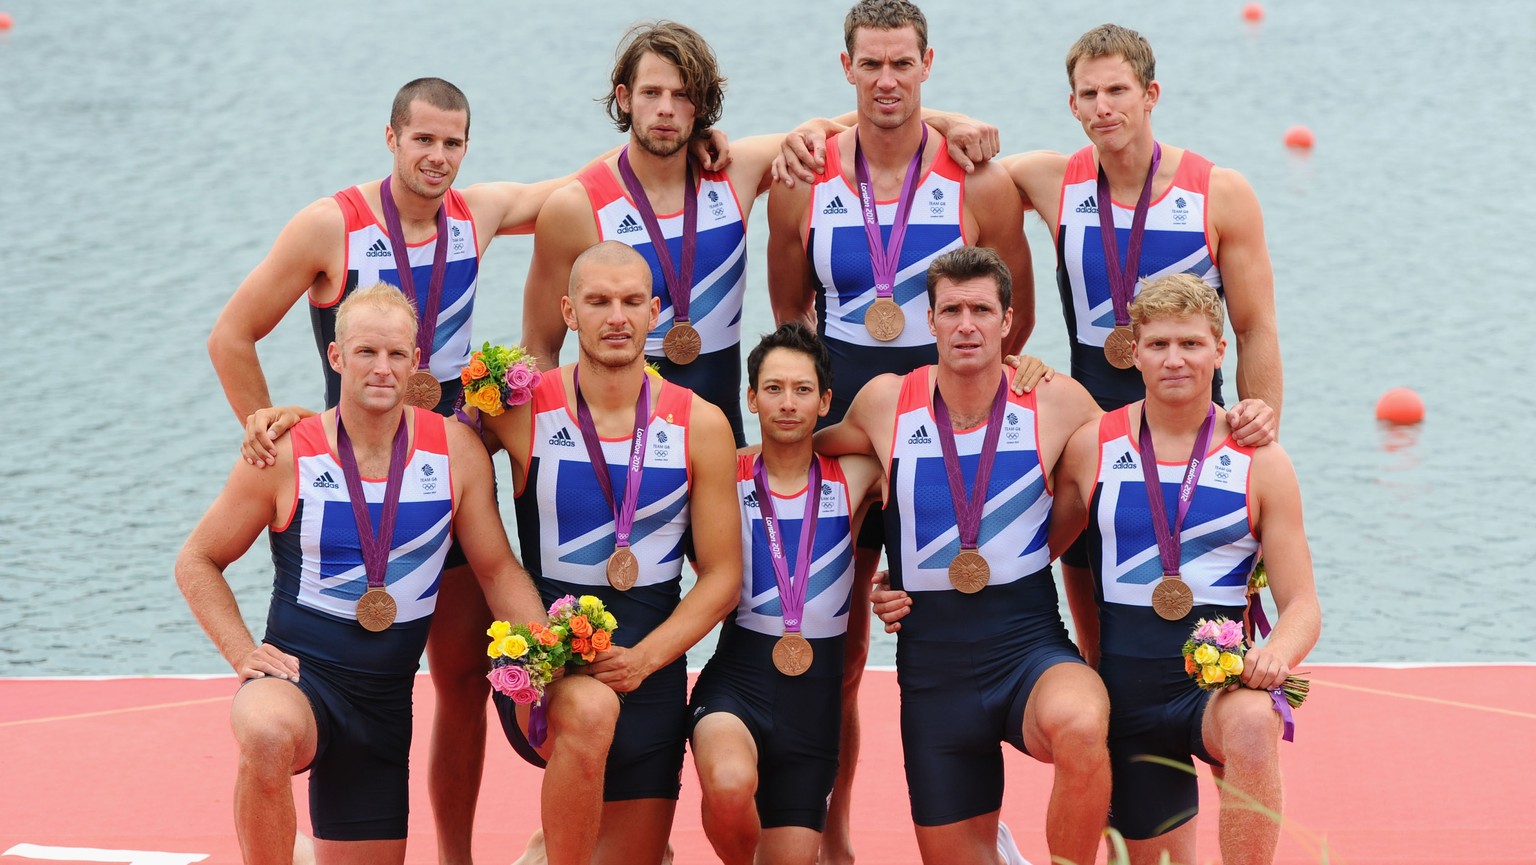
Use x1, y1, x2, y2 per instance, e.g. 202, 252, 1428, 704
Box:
662, 320, 702, 365
404, 370, 443, 410
1152, 577, 1194, 621
772, 633, 814, 676
866, 297, 906, 342
1103, 326, 1137, 370
948, 548, 990, 594
606, 547, 639, 591
356, 586, 397, 632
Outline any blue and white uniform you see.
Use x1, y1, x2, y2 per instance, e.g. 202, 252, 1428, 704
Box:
312, 185, 481, 415
1055, 146, 1225, 411
1086, 405, 1259, 839
882, 366, 1083, 826
579, 163, 749, 445
265, 408, 453, 840
497, 371, 695, 801
689, 454, 856, 830
807, 134, 966, 425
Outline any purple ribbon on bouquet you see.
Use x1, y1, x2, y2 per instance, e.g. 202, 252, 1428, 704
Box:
1248, 593, 1272, 638
528, 704, 550, 749
1270, 689, 1295, 742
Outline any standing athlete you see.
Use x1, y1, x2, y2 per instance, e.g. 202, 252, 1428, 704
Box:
208, 78, 604, 864
1050, 274, 1320, 864
688, 323, 881, 865
823, 246, 1109, 865
481, 241, 742, 865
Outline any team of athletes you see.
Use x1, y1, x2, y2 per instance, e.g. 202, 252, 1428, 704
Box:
179, 2, 1321, 864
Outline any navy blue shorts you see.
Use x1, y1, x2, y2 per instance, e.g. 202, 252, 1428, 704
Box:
649, 345, 745, 448
278, 657, 415, 841
495, 659, 689, 802
893, 570, 1084, 826
1099, 654, 1220, 840
689, 626, 845, 830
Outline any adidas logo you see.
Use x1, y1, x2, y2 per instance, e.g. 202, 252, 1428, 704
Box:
907, 425, 932, 445
708, 190, 720, 203
548, 427, 577, 447
931, 188, 944, 201
822, 195, 848, 215
1075, 196, 1098, 214
616, 214, 644, 234
656, 430, 668, 444
743, 491, 760, 509
1007, 412, 1019, 426
365, 238, 392, 258
422, 464, 434, 477
312, 471, 341, 489
1219, 454, 1231, 467
1112, 451, 1136, 470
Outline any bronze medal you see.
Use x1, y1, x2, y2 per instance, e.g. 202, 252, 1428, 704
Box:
356, 585, 397, 632
948, 548, 990, 594
772, 633, 814, 676
404, 370, 443, 410
606, 547, 639, 591
1103, 326, 1137, 370
662, 320, 702, 365
1151, 576, 1194, 621
865, 297, 906, 342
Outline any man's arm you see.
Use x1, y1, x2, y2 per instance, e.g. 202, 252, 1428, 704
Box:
968, 163, 1034, 353
775, 111, 999, 185
1242, 444, 1320, 691
1049, 420, 1102, 666
812, 374, 900, 461
1210, 167, 1283, 440
521, 184, 600, 371
209, 199, 342, 423
1000, 150, 1068, 224
586, 399, 742, 693
174, 452, 299, 683
766, 173, 818, 329
446, 421, 549, 626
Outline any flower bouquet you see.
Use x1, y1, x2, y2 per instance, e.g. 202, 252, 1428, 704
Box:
485, 595, 618, 747
1182, 617, 1309, 708
460, 342, 542, 417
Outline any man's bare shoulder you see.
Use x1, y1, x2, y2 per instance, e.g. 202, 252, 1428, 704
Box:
286, 194, 346, 238
1032, 372, 1098, 416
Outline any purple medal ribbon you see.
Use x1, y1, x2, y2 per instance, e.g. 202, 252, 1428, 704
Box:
1248, 593, 1273, 638
751, 457, 824, 634
378, 175, 450, 373
853, 124, 929, 302
1097, 142, 1162, 329
932, 374, 1009, 551
573, 368, 651, 553
334, 410, 411, 595
1136, 403, 1217, 578
616, 148, 698, 330
1270, 689, 1295, 742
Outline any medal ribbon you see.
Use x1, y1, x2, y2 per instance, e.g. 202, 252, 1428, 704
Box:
1270, 689, 1296, 742
573, 368, 651, 551
751, 456, 823, 634
616, 148, 698, 327
335, 409, 411, 591
932, 374, 1008, 551
1097, 141, 1162, 328
853, 124, 929, 301
1136, 404, 1217, 577
379, 175, 450, 371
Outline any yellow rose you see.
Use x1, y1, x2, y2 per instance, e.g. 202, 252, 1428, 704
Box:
487, 620, 511, 640
1219, 652, 1245, 675
578, 595, 601, 608
1201, 665, 1228, 685
602, 612, 618, 631
1193, 644, 1220, 666
471, 385, 504, 417
486, 640, 503, 659
501, 634, 529, 659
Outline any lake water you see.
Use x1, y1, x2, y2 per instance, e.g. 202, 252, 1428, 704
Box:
1, 0, 1531, 675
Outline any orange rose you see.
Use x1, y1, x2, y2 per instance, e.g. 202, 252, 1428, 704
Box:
538, 629, 560, 647
590, 630, 612, 652
571, 637, 591, 655
1184, 655, 1198, 675
464, 356, 489, 381
582, 650, 597, 663
460, 366, 474, 385
569, 615, 593, 638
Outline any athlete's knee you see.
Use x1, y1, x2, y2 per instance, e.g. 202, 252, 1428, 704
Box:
1036, 674, 1109, 764
699, 757, 758, 812
1215, 692, 1282, 764
550, 678, 619, 751
232, 714, 307, 781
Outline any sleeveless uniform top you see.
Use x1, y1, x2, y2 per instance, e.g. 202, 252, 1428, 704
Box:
1086, 406, 1260, 659
731, 453, 856, 640
310, 185, 482, 408
579, 163, 748, 357
512, 372, 694, 642
884, 366, 1053, 598
266, 409, 454, 675
1055, 146, 1225, 409
808, 134, 967, 351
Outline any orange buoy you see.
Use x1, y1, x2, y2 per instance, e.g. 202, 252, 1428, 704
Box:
1242, 2, 1264, 22
0, 12, 13, 30
1375, 387, 1424, 425
1283, 125, 1315, 149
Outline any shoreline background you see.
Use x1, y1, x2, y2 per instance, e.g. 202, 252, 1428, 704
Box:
0, 0, 1529, 675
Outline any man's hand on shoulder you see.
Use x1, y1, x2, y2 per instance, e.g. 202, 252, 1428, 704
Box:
243, 405, 316, 467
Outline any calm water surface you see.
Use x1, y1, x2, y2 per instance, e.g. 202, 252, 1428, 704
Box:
1, 0, 1531, 675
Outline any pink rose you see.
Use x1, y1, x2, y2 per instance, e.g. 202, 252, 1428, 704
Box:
528, 369, 543, 390
487, 663, 532, 697
511, 686, 541, 705
1217, 620, 1244, 650
1194, 619, 1218, 641
506, 363, 535, 389
506, 387, 532, 407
